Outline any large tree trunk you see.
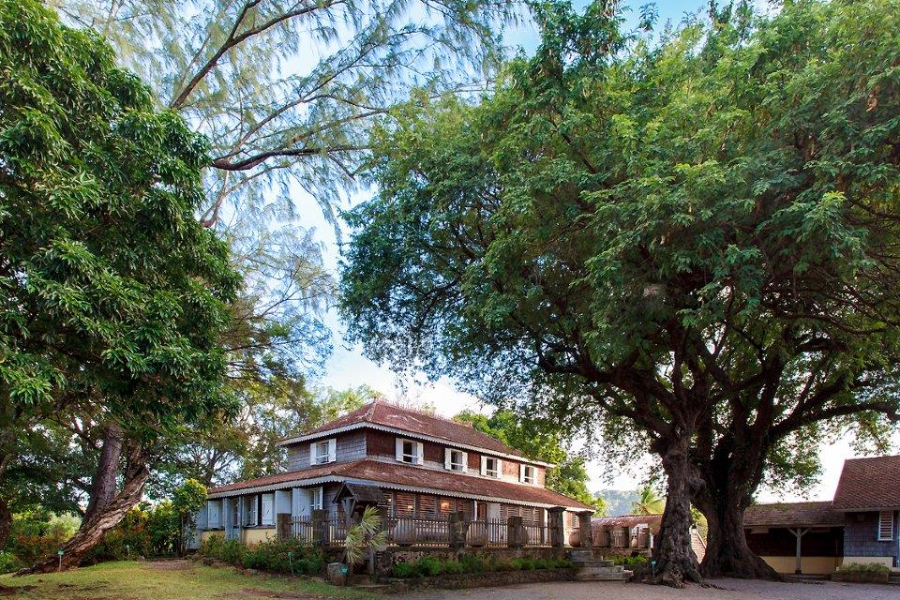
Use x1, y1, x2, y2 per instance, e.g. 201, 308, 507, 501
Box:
20, 445, 150, 574
0, 496, 11, 550
649, 439, 703, 587
83, 422, 124, 523
699, 499, 779, 580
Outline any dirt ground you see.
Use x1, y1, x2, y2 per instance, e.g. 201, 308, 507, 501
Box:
401, 578, 900, 600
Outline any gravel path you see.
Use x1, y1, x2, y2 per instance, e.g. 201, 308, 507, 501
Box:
400, 579, 900, 600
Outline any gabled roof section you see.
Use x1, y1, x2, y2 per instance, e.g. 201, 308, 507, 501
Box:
278, 401, 544, 463
744, 501, 843, 528
833, 455, 900, 511
206, 459, 593, 510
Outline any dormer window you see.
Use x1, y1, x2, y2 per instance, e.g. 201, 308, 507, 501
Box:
445, 449, 468, 472
310, 438, 336, 465
481, 456, 502, 478
396, 438, 423, 464
520, 464, 536, 484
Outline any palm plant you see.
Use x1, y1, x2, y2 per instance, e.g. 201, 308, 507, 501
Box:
632, 487, 666, 515
343, 506, 389, 579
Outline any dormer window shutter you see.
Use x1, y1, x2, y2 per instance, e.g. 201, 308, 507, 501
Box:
496, 459, 503, 476
461, 452, 468, 473
327, 438, 337, 463
309, 442, 317, 466
416, 442, 424, 465
395, 438, 403, 461
445, 448, 453, 470
519, 464, 525, 482
480, 456, 487, 476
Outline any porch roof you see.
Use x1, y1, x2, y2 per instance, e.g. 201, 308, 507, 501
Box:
207, 459, 594, 511
743, 501, 844, 528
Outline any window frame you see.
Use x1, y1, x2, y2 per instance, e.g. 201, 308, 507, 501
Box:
396, 438, 423, 465
310, 438, 336, 465
520, 464, 537, 485
445, 448, 468, 472
481, 456, 501, 478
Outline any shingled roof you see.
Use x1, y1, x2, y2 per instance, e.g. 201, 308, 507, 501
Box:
278, 401, 533, 461
207, 458, 594, 510
833, 455, 900, 510
743, 501, 843, 528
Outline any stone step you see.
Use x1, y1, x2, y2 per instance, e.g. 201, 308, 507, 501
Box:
574, 565, 629, 582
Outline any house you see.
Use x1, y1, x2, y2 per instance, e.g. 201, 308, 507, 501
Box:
744, 455, 900, 575
195, 401, 594, 548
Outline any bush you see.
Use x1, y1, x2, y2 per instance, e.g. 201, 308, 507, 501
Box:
390, 554, 573, 578
841, 562, 891, 574
199, 535, 324, 576
0, 552, 21, 574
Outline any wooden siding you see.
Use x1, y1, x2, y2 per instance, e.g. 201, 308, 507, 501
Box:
286, 431, 367, 471
844, 511, 899, 563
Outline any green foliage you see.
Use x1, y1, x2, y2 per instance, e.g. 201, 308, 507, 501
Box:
389, 554, 572, 578
199, 534, 325, 576
0, 551, 20, 574
341, 0, 900, 540
0, 0, 240, 524
632, 487, 665, 516
3, 511, 79, 568
454, 410, 605, 513
342, 506, 388, 572
612, 555, 649, 567
841, 562, 890, 574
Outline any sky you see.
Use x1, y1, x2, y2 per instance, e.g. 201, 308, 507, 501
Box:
291, 0, 870, 504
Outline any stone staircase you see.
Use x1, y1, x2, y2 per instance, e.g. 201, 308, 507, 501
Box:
569, 550, 631, 582
888, 572, 900, 586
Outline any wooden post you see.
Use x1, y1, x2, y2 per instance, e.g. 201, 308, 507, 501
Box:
312, 509, 328, 548
548, 507, 566, 549
277, 514, 291, 540
577, 511, 593, 549
790, 528, 809, 574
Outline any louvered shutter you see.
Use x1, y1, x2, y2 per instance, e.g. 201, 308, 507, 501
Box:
444, 448, 453, 470
327, 438, 337, 462
416, 442, 424, 464
309, 442, 317, 465
395, 438, 404, 461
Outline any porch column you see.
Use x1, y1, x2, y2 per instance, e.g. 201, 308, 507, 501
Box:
549, 506, 566, 549
222, 498, 231, 539
577, 511, 593, 549
789, 528, 809, 574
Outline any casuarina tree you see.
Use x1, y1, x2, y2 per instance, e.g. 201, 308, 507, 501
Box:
340, 0, 900, 585
0, 0, 240, 570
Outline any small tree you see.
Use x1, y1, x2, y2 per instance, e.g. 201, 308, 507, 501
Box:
342, 507, 388, 579
172, 480, 207, 555
632, 488, 665, 516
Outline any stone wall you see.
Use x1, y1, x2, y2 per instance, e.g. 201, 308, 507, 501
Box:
383, 567, 576, 591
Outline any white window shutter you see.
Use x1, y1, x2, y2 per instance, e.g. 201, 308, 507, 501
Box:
327, 438, 337, 463
416, 442, 424, 465
309, 442, 317, 466
519, 464, 525, 482
395, 438, 403, 461
496, 459, 503, 477
461, 452, 468, 473
480, 456, 487, 476
444, 448, 452, 470
261, 494, 274, 525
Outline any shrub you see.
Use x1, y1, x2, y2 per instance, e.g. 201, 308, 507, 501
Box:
392, 562, 418, 578
199, 535, 324, 576
0, 552, 21, 574
389, 554, 573, 578
841, 562, 891, 574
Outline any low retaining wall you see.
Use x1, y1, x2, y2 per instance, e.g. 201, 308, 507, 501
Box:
832, 571, 890, 584
383, 567, 577, 591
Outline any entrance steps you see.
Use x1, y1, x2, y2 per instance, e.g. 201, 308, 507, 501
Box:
568, 550, 630, 582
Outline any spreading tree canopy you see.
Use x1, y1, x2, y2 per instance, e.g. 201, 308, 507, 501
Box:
0, 0, 240, 569
341, 0, 900, 584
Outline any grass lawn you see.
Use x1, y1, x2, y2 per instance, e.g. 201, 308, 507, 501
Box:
0, 560, 380, 600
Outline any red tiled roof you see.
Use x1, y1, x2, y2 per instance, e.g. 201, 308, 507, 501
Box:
592, 514, 662, 531
286, 401, 526, 458
208, 459, 593, 510
833, 455, 900, 510
743, 501, 843, 528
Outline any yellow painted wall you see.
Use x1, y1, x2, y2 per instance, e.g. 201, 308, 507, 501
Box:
759, 556, 842, 575
200, 530, 225, 543
241, 527, 276, 546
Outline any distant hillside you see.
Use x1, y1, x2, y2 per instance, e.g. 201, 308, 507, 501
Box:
596, 489, 640, 516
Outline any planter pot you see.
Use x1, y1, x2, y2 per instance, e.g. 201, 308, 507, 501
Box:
326, 562, 349, 586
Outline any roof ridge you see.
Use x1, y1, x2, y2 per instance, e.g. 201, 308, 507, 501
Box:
373, 398, 477, 426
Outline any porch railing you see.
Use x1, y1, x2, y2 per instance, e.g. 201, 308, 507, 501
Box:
285, 515, 561, 550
